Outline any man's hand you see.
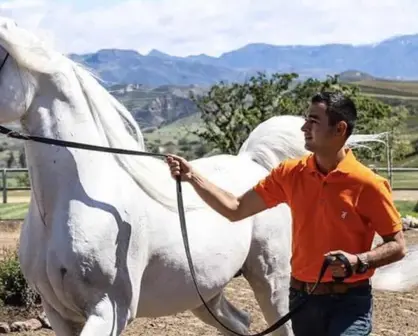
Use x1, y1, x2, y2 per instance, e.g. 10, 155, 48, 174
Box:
166, 154, 194, 182
324, 250, 359, 279
165, 153, 268, 222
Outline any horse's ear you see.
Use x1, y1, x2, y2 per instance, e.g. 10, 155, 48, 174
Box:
0, 17, 17, 30
6, 20, 17, 29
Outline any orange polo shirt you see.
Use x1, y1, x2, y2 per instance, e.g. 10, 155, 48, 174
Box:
253, 149, 403, 283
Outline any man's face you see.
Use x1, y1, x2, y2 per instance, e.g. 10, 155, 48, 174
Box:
301, 102, 345, 153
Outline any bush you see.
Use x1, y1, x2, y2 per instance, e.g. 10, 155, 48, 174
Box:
0, 247, 40, 307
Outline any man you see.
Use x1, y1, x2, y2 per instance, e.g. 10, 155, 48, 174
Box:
166, 91, 406, 335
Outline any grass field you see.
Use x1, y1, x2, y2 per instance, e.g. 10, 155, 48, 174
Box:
0, 203, 28, 220
376, 170, 418, 189
395, 200, 418, 217
144, 113, 202, 144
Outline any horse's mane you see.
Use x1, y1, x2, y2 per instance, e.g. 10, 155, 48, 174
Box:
0, 18, 60, 74
71, 64, 193, 212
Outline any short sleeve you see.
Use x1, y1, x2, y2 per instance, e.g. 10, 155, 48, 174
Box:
253, 162, 291, 208
358, 178, 402, 236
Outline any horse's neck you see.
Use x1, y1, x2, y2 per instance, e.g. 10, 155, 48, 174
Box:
21, 74, 112, 213
21, 70, 202, 215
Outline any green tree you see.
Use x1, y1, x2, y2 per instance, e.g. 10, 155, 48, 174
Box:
190, 72, 298, 155
191, 72, 411, 163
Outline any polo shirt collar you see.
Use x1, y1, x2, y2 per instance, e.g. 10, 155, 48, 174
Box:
303, 148, 357, 176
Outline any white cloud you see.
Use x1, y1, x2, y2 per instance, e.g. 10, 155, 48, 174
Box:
2, 0, 418, 56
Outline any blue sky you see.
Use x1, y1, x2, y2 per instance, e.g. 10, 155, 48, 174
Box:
2, 0, 418, 57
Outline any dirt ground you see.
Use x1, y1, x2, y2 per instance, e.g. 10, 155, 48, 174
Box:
393, 190, 418, 201
1, 223, 418, 336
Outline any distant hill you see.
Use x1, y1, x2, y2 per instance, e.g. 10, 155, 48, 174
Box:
339, 70, 376, 82
109, 84, 205, 128
70, 34, 418, 86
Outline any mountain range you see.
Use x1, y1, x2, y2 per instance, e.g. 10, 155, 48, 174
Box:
69, 33, 418, 87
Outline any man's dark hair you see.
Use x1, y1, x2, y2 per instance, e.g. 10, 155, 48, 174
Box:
311, 91, 357, 138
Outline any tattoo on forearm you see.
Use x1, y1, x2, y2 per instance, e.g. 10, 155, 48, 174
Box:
364, 239, 405, 269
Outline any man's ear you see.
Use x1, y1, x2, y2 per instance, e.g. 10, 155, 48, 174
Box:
335, 121, 348, 137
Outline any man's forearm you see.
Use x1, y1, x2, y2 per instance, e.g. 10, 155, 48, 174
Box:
361, 235, 406, 269
189, 171, 240, 221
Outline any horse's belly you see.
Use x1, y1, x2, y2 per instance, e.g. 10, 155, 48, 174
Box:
137, 210, 253, 317
136, 256, 225, 316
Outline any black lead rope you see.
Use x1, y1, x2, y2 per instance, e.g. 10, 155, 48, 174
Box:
0, 124, 353, 336
0, 53, 8, 71
0, 126, 166, 158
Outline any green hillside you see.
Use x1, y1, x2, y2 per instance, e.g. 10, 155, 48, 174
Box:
344, 77, 418, 148
350, 79, 418, 97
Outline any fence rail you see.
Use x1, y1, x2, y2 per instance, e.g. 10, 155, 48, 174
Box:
1, 167, 418, 203
370, 167, 418, 191
1, 168, 30, 204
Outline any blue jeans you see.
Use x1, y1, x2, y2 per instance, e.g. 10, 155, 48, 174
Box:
289, 285, 373, 336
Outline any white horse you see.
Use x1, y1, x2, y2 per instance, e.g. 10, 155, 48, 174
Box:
0, 17, 417, 336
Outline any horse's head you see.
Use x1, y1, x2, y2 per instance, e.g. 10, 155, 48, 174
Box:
0, 18, 36, 124
0, 16, 145, 152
